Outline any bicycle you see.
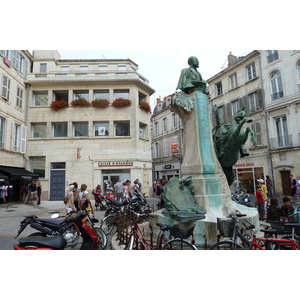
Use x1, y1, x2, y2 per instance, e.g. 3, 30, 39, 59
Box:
210, 213, 255, 250
124, 209, 197, 250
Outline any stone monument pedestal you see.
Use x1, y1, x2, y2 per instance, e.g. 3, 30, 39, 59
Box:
149, 88, 259, 248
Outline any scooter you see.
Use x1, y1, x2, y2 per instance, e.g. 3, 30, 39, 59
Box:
231, 191, 252, 207
14, 211, 107, 250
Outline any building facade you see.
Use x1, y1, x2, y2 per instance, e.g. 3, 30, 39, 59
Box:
151, 96, 183, 181
2, 50, 155, 201
0, 50, 39, 202
260, 50, 300, 195
207, 50, 300, 196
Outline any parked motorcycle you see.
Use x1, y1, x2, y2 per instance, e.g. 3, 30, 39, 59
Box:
231, 191, 252, 207
14, 211, 107, 250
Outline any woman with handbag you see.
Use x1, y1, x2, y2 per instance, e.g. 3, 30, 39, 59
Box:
92, 184, 102, 210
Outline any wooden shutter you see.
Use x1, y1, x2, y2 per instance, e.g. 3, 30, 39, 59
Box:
20, 125, 27, 153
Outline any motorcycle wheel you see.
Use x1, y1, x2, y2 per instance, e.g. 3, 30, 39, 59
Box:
94, 228, 107, 250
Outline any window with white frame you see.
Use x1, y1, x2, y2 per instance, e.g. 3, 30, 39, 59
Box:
74, 91, 89, 100
33, 92, 48, 106
249, 92, 259, 113
275, 116, 289, 147
114, 90, 129, 99
246, 63, 256, 81
118, 64, 127, 71
30, 156, 46, 178
271, 71, 284, 100
229, 73, 238, 90
163, 118, 167, 132
73, 122, 88, 137
231, 100, 239, 116
154, 142, 159, 158
94, 122, 109, 136
114, 121, 130, 136
216, 82, 223, 96
172, 114, 178, 128
267, 50, 279, 63
251, 122, 262, 146
16, 86, 23, 108
154, 122, 158, 135
53, 123, 68, 137
61, 65, 69, 76
1, 75, 10, 100
40, 63, 47, 73
94, 90, 109, 100
32, 123, 47, 138
80, 65, 88, 76
13, 124, 26, 153
0, 116, 6, 148
139, 123, 147, 139
163, 139, 169, 157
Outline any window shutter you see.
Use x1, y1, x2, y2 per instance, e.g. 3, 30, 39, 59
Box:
257, 89, 264, 110
225, 103, 232, 122
20, 125, 27, 153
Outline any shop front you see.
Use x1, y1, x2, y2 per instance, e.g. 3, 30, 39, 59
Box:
233, 163, 265, 194
0, 165, 39, 202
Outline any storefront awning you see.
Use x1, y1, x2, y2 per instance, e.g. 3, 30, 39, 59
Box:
0, 166, 39, 180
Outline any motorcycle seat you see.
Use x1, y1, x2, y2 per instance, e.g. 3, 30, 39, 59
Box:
38, 218, 66, 226
18, 236, 67, 250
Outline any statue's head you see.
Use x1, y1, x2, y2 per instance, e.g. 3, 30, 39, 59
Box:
188, 56, 199, 68
234, 108, 246, 122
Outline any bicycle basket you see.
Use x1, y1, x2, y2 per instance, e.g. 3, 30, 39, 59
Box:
170, 223, 195, 239
217, 218, 235, 237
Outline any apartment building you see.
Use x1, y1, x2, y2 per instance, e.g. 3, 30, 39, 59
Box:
261, 50, 300, 195
151, 96, 183, 180
0, 50, 39, 202
2, 50, 155, 201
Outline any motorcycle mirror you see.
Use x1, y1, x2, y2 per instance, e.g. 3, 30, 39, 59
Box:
51, 213, 60, 219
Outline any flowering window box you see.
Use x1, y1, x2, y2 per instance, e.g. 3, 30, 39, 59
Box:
112, 98, 132, 108
71, 98, 90, 107
50, 100, 69, 110
91, 99, 110, 108
139, 101, 151, 113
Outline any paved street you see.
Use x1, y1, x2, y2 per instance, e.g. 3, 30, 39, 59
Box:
0, 196, 160, 250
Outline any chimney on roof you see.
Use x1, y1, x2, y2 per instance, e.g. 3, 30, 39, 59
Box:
163, 96, 167, 102
228, 51, 237, 67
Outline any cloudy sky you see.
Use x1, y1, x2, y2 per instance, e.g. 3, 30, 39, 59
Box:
58, 49, 251, 107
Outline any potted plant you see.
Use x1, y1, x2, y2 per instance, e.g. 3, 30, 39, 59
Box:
91, 99, 110, 108
112, 97, 132, 108
50, 100, 69, 111
139, 101, 151, 113
71, 98, 90, 107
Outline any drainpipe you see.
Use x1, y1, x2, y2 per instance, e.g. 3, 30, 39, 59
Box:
23, 83, 31, 167
258, 52, 275, 194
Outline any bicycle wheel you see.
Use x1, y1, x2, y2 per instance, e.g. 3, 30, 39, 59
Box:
100, 215, 116, 235
210, 241, 244, 250
94, 228, 107, 250
162, 239, 197, 250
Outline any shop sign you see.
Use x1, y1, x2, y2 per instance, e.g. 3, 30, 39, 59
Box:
98, 161, 133, 167
164, 165, 172, 169
171, 142, 178, 154
3, 57, 11, 67
234, 163, 255, 167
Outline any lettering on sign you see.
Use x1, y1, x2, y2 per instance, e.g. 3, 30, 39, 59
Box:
98, 161, 133, 167
234, 163, 255, 167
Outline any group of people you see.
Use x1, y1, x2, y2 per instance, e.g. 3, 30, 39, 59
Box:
153, 179, 168, 197
256, 174, 300, 222
23, 181, 42, 205
64, 178, 143, 215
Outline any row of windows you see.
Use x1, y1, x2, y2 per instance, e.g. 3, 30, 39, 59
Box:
153, 114, 178, 135
30, 121, 148, 139
32, 89, 147, 106
153, 136, 179, 159
38, 63, 136, 74
1, 73, 24, 108
0, 50, 28, 77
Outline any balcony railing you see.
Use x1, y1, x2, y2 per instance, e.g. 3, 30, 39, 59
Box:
270, 135, 293, 149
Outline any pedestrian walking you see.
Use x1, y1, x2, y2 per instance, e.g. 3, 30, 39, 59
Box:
290, 174, 297, 202
266, 175, 273, 198
256, 185, 265, 221
295, 176, 300, 204
37, 181, 42, 205
114, 179, 124, 202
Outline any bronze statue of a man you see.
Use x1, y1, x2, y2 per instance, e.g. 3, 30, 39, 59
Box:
176, 56, 206, 94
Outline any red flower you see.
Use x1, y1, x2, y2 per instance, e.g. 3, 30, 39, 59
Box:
139, 101, 151, 113
112, 98, 132, 108
50, 100, 69, 110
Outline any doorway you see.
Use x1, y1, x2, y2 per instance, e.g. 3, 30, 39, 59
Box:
280, 170, 291, 196
101, 170, 130, 195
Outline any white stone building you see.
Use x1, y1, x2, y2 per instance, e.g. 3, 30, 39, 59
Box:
24, 50, 155, 200
151, 96, 183, 181
0, 50, 39, 202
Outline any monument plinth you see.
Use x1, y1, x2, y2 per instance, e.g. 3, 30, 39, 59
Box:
150, 56, 259, 248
